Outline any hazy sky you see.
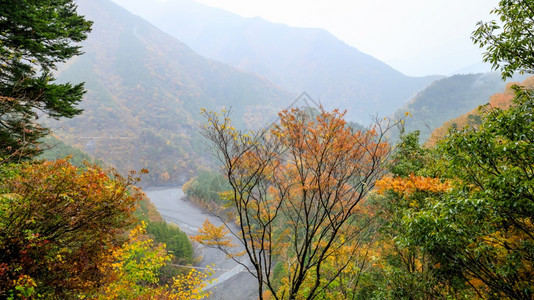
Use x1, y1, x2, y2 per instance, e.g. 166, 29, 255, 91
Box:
111, 0, 499, 76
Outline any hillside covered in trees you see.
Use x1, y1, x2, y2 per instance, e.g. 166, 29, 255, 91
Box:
426, 75, 534, 146
109, 0, 440, 124
47, 0, 293, 185
390, 72, 525, 142
0, 0, 208, 298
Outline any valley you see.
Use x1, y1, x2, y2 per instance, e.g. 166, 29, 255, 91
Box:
42, 0, 513, 191
3, 0, 532, 298
144, 187, 257, 299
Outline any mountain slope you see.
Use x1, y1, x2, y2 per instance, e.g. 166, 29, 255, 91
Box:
48, 0, 293, 184
426, 76, 534, 146
390, 72, 525, 143
111, 0, 439, 124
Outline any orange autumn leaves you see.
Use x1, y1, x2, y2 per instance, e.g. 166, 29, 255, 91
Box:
376, 174, 451, 196
0, 159, 141, 297
192, 220, 236, 249
0, 159, 212, 299
272, 108, 390, 215
199, 107, 396, 299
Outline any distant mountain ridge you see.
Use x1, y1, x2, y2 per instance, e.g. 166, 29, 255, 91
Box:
391, 72, 527, 143
48, 0, 293, 184
111, 0, 440, 123
426, 76, 534, 146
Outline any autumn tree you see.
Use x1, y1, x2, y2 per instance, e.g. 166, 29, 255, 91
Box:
387, 87, 534, 299
196, 108, 396, 299
368, 131, 471, 299
352, 3, 534, 298
95, 222, 212, 300
0, 0, 92, 161
0, 159, 141, 298
472, 0, 534, 79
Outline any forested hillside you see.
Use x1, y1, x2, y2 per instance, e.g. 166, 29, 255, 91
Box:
390, 72, 520, 142
48, 0, 293, 185
426, 76, 534, 146
111, 0, 439, 124
0, 2, 211, 297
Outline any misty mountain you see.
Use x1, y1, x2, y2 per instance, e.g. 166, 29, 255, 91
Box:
48, 0, 293, 184
111, 0, 439, 124
391, 72, 526, 143
425, 75, 534, 146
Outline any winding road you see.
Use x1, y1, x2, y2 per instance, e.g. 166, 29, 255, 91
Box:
143, 187, 258, 299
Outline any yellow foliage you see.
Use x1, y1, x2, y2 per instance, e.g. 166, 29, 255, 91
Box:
94, 222, 213, 299
170, 266, 214, 299
192, 220, 237, 249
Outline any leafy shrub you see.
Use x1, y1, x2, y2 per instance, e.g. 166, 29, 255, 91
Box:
0, 159, 141, 298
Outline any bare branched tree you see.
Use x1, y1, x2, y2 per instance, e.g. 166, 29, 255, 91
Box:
196, 108, 398, 299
